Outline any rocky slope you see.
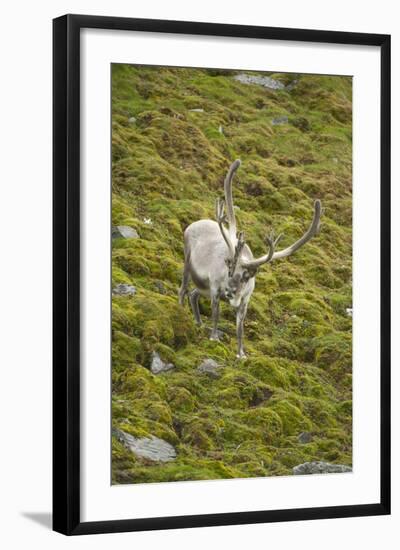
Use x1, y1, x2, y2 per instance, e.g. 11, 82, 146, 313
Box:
111, 64, 352, 483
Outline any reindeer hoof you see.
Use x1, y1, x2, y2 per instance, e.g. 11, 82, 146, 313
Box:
209, 329, 224, 341
236, 352, 247, 359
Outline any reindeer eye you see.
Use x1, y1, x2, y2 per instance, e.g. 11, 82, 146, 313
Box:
242, 271, 250, 282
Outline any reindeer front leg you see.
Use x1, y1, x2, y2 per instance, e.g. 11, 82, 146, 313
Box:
236, 301, 248, 358
209, 293, 221, 341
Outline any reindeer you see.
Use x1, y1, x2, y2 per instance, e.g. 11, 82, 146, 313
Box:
178, 160, 321, 358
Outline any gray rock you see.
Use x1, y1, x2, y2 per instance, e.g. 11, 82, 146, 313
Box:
234, 73, 285, 90
293, 461, 352, 475
272, 115, 289, 126
128, 116, 137, 124
197, 358, 221, 378
112, 225, 139, 239
150, 351, 175, 374
114, 429, 176, 462
112, 284, 136, 296
298, 431, 313, 444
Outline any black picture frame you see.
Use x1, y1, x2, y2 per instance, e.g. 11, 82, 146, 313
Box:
53, 14, 391, 536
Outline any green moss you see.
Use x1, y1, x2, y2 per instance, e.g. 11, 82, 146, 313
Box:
112, 330, 142, 369
111, 65, 353, 484
312, 332, 352, 373
217, 387, 244, 409
182, 417, 224, 450
268, 399, 312, 435
166, 386, 196, 413
239, 407, 283, 442
246, 356, 293, 389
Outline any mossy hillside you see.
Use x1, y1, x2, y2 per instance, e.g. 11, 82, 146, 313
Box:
111, 64, 352, 483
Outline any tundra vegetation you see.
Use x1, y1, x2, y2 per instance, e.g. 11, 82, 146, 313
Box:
111, 64, 352, 484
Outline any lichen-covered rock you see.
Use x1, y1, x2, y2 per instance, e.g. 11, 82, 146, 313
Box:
298, 431, 313, 444
272, 115, 288, 126
234, 73, 285, 90
114, 429, 176, 462
293, 461, 352, 475
197, 358, 221, 378
150, 351, 175, 374
297, 432, 312, 445
112, 225, 139, 239
112, 284, 136, 296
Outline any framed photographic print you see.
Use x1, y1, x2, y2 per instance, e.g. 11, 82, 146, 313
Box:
53, 14, 391, 535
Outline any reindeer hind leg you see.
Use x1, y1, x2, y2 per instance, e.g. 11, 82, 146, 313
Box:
178, 246, 191, 305
189, 289, 202, 325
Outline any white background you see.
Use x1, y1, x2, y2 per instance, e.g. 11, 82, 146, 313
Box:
0, 0, 398, 548
81, 29, 381, 522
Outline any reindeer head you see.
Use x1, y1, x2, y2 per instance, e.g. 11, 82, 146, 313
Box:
215, 198, 253, 305
215, 160, 322, 305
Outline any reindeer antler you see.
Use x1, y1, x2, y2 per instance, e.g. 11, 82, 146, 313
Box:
217, 162, 321, 276
216, 197, 235, 259
224, 159, 241, 240
255, 231, 284, 267
229, 231, 245, 276
216, 198, 247, 277
242, 200, 321, 271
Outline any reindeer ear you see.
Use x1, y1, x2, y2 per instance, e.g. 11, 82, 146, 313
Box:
242, 269, 256, 282
249, 267, 258, 279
